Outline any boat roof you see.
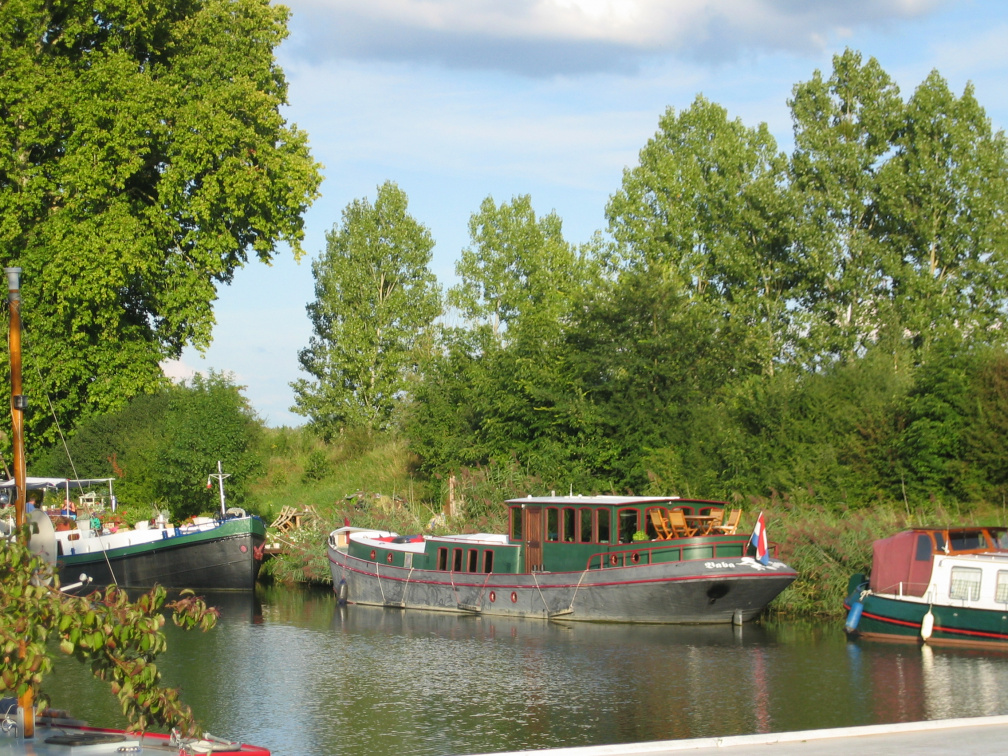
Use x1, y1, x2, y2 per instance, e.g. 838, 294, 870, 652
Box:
505, 495, 726, 507
0, 477, 115, 491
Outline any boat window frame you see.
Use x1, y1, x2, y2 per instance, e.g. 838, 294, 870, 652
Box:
452, 547, 464, 572
617, 508, 639, 544
597, 508, 611, 544
579, 507, 594, 543
483, 549, 494, 573
949, 565, 982, 602
437, 547, 448, 571
510, 507, 523, 541
467, 548, 479, 572
562, 507, 576, 542
546, 507, 560, 543
997, 571, 1008, 604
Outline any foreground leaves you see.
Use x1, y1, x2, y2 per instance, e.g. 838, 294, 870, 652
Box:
0, 526, 218, 734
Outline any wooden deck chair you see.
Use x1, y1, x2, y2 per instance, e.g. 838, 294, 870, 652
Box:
667, 509, 697, 538
704, 509, 724, 534
715, 508, 742, 535
649, 508, 674, 540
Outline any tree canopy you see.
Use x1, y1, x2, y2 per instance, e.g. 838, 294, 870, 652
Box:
292, 181, 441, 437
403, 51, 1008, 508
0, 0, 322, 449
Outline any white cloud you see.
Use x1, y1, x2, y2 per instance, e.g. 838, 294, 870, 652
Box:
284, 0, 946, 74
160, 359, 198, 383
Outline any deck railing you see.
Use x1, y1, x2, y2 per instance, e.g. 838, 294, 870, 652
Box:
587, 536, 767, 570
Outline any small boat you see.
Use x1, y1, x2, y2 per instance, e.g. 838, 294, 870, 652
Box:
327, 495, 796, 623
0, 703, 270, 755
843, 526, 1008, 647
1, 476, 267, 591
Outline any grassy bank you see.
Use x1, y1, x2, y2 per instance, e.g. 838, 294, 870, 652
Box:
247, 427, 1007, 618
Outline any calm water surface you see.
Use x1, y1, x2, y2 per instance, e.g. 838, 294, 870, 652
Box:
47, 585, 1008, 756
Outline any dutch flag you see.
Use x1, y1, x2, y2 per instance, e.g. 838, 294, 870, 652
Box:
750, 511, 770, 565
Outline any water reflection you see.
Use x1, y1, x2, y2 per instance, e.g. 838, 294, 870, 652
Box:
41, 585, 1008, 756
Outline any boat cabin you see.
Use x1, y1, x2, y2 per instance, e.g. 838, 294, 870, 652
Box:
343, 496, 754, 575
869, 526, 1008, 597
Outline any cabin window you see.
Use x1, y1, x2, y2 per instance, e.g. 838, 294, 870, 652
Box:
579, 508, 593, 543
933, 531, 946, 553
618, 508, 639, 544
562, 508, 576, 541
511, 507, 523, 540
546, 507, 560, 542
437, 547, 448, 571
483, 550, 494, 573
597, 509, 611, 543
949, 531, 986, 552
453, 548, 464, 572
949, 566, 982, 601
467, 548, 478, 572
997, 572, 1008, 604
915, 534, 933, 561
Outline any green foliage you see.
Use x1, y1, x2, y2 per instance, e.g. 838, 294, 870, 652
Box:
403, 51, 1008, 517
0, 526, 218, 733
0, 0, 322, 452
292, 181, 441, 438
34, 372, 264, 520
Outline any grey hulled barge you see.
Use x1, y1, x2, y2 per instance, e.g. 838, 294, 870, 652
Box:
328, 495, 795, 623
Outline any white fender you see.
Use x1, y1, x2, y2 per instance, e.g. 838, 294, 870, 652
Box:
921, 609, 934, 641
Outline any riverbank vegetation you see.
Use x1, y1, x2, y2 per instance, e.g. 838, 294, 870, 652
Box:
8, 50, 1008, 623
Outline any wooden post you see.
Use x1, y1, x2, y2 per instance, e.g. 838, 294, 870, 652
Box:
6, 267, 32, 738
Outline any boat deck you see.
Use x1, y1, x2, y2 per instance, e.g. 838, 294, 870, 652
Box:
463, 715, 1008, 755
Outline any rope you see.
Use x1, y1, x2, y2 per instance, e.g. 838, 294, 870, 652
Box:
531, 570, 550, 614
31, 360, 120, 586
376, 562, 387, 604
567, 568, 590, 612
400, 566, 414, 605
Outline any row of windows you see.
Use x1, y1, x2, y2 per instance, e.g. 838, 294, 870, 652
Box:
949, 566, 1008, 602
436, 546, 495, 574
510, 506, 663, 545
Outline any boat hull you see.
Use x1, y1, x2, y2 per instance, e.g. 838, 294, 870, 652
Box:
844, 588, 1008, 648
329, 547, 795, 623
58, 517, 267, 591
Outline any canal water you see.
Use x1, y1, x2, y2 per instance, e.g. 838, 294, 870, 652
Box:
46, 584, 1008, 756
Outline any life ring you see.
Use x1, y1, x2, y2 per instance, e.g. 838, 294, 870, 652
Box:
336, 579, 348, 605
609, 554, 618, 566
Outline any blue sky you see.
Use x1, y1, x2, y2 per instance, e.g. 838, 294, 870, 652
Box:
163, 0, 1008, 427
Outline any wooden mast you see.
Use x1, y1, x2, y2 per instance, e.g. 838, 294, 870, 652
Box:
6, 267, 33, 738
6, 267, 26, 528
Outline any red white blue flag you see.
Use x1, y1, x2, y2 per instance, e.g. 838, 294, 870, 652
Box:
750, 511, 769, 565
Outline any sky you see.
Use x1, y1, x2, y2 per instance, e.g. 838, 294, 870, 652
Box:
163, 0, 1008, 427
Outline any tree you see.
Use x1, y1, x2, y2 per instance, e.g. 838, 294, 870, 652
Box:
292, 182, 441, 437
155, 372, 264, 518
0, 0, 322, 449
33, 372, 263, 519
877, 72, 1008, 356
788, 50, 904, 363
606, 95, 797, 377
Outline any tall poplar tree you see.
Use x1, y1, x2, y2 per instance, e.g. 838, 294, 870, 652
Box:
292, 182, 441, 437
788, 50, 904, 363
0, 0, 322, 446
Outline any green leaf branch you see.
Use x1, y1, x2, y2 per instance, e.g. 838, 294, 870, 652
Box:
0, 526, 218, 734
